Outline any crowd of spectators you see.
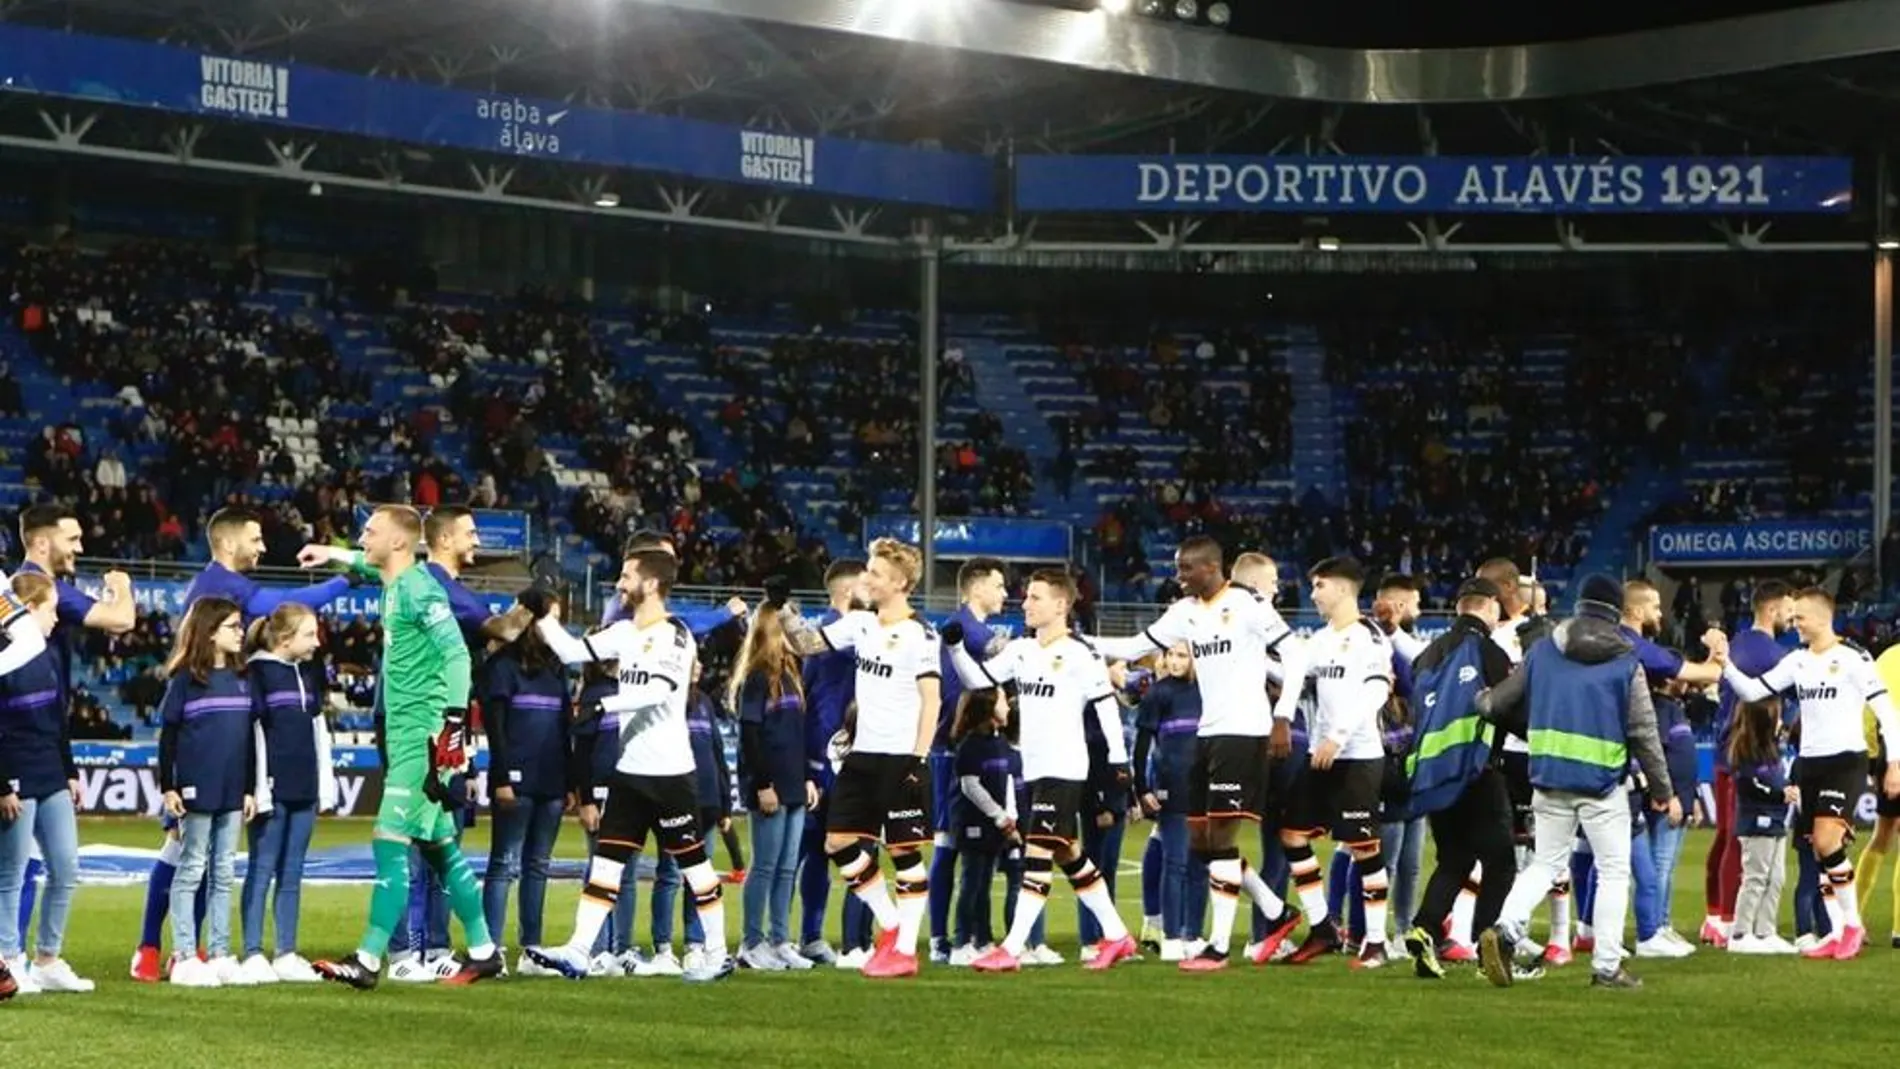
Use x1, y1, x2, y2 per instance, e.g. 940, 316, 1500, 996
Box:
2, 236, 837, 588
1084, 322, 1625, 604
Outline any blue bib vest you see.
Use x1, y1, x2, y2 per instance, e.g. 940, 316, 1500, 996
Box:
1524, 639, 1636, 798
1405, 633, 1493, 816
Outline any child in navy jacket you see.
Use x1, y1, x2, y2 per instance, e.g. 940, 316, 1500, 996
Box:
481, 622, 572, 967
1729, 697, 1794, 953
157, 597, 256, 987
0, 572, 84, 994
238, 603, 331, 984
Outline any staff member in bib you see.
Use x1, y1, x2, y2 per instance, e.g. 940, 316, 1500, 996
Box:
1475, 574, 1677, 991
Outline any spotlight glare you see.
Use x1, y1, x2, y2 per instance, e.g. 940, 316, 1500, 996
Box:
1100, 0, 1131, 13
1138, 0, 1164, 15
1173, 0, 1197, 19
595, 191, 621, 208
1206, 1, 1230, 25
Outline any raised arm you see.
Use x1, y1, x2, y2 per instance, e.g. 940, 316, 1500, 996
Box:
1721, 655, 1796, 703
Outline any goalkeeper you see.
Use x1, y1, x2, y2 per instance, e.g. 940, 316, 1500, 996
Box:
315, 505, 502, 988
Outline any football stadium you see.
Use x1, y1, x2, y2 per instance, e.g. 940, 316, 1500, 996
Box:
0, 0, 1899, 1065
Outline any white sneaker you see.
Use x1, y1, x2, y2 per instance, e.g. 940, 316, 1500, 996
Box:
682, 945, 709, 974
1159, 938, 1186, 962
799, 939, 839, 966
425, 953, 462, 979
1183, 938, 1209, 959
834, 947, 871, 971
1635, 934, 1693, 959
948, 943, 981, 967
772, 942, 815, 970
1242, 940, 1264, 962
1656, 928, 1696, 953
6, 957, 41, 996
272, 953, 321, 983
517, 950, 560, 978
738, 944, 786, 971
386, 956, 440, 983
168, 956, 221, 988
1079, 944, 1100, 965
586, 952, 619, 978
1793, 933, 1821, 954
635, 948, 684, 977
28, 958, 94, 993
1024, 944, 1065, 966
614, 949, 648, 976
1759, 934, 1798, 955
235, 954, 280, 986
209, 956, 246, 985
1728, 935, 1770, 955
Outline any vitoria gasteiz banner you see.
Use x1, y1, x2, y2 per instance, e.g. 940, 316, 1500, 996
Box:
0, 23, 1857, 218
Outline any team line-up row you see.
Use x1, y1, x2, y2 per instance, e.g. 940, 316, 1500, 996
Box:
0, 507, 1890, 993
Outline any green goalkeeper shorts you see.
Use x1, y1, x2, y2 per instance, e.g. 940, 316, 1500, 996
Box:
376, 742, 458, 843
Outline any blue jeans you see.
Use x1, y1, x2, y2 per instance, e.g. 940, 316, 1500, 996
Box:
483, 795, 565, 949
652, 852, 705, 948
1795, 839, 1831, 938
174, 810, 242, 958
1158, 810, 1208, 940
1629, 822, 1662, 941
1644, 809, 1686, 930
240, 802, 317, 957
1382, 817, 1426, 935
1077, 815, 1125, 945
0, 792, 78, 958
743, 806, 804, 947
583, 828, 641, 955
954, 843, 1004, 946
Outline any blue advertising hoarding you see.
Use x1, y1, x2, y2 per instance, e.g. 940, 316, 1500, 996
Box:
69, 576, 515, 619
1648, 521, 1872, 565
862, 516, 1072, 561
1014, 155, 1852, 214
0, 24, 995, 211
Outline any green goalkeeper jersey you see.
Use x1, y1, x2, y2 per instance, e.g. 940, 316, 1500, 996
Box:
379, 561, 471, 748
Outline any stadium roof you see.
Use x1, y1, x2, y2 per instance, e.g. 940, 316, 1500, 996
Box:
7, 0, 1900, 255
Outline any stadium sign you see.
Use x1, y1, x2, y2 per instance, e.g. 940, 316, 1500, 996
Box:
0, 23, 992, 211
1648, 521, 1872, 566
1015, 155, 1853, 214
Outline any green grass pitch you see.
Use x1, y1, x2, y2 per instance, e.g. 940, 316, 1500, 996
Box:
6, 818, 1895, 1068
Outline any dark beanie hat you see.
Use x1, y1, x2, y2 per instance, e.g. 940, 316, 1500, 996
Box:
1577, 573, 1623, 615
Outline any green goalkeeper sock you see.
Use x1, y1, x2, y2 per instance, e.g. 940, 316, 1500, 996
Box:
359, 838, 414, 966
420, 839, 495, 956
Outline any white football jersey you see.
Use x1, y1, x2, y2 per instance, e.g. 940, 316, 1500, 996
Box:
821, 610, 939, 757
1097, 584, 1292, 738
1726, 640, 1900, 760
965, 634, 1123, 782
1292, 618, 1393, 762
577, 617, 697, 777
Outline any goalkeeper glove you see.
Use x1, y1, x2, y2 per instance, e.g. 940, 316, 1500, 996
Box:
424, 708, 468, 806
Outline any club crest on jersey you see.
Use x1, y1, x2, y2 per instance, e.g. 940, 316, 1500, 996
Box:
642, 637, 655, 655
1828, 661, 1840, 675
886, 631, 901, 649
1051, 654, 1064, 672
1219, 607, 1233, 625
